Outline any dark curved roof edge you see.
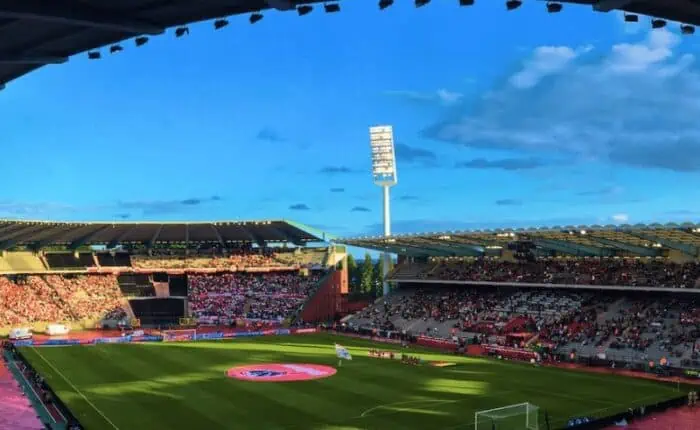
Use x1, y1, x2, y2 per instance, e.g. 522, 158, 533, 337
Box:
2, 0, 700, 88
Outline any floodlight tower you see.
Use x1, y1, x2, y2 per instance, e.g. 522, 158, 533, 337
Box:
369, 125, 397, 296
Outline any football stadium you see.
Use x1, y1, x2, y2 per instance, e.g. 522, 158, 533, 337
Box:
3, 1, 700, 430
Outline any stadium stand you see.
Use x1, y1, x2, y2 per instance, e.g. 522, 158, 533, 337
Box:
189, 271, 323, 324
395, 258, 700, 288
346, 285, 700, 369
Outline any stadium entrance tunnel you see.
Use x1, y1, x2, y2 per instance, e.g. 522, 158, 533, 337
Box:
226, 363, 337, 382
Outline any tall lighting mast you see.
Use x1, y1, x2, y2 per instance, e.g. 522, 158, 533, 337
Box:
369, 125, 397, 296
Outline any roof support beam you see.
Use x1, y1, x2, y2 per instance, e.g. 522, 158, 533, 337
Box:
533, 239, 611, 257
69, 225, 112, 250
588, 236, 659, 257
148, 225, 164, 248
210, 225, 226, 248
0, 0, 164, 34
410, 238, 483, 257
629, 232, 700, 257
0, 224, 52, 249
107, 226, 139, 249
31, 227, 81, 250
241, 226, 267, 248
593, 0, 632, 12
184, 224, 190, 255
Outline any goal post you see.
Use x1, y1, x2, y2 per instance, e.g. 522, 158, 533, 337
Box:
475, 402, 539, 430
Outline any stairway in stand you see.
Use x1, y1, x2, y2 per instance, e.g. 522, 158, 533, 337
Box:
0, 359, 44, 430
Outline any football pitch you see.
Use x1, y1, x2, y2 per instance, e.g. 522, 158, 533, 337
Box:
20, 334, 682, 430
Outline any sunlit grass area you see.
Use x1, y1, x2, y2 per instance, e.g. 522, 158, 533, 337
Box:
20, 334, 682, 430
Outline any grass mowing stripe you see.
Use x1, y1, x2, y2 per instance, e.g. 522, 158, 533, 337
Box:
30, 346, 120, 430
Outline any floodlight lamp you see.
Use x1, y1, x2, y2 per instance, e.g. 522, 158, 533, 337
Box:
379, 0, 394, 9
297, 5, 313, 16
506, 0, 522, 10
546, 2, 562, 13
459, 0, 474, 6
214, 19, 229, 30
175, 27, 190, 37
87, 51, 101, 60
324, 3, 341, 12
250, 13, 263, 24
651, 19, 666, 29
624, 13, 638, 22
681, 24, 695, 35
135, 36, 149, 47
109, 45, 123, 54
415, 0, 430, 7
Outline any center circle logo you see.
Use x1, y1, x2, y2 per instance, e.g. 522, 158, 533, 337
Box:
226, 363, 337, 382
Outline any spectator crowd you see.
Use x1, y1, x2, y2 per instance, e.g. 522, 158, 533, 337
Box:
349, 285, 700, 367
188, 271, 322, 323
0, 275, 128, 327
395, 258, 700, 289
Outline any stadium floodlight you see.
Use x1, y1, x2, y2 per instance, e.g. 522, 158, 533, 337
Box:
135, 36, 149, 47
175, 27, 190, 37
475, 402, 540, 430
324, 3, 341, 12
459, 0, 475, 6
652, 19, 666, 29
370, 125, 397, 297
214, 19, 229, 30
379, 0, 394, 9
415, 0, 430, 7
506, 0, 522, 10
546, 2, 562, 13
109, 45, 123, 54
624, 13, 638, 22
297, 5, 313, 15
681, 24, 695, 35
87, 51, 101, 60
250, 13, 264, 24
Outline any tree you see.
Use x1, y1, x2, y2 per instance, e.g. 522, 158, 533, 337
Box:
361, 252, 374, 296
374, 257, 396, 294
346, 254, 363, 294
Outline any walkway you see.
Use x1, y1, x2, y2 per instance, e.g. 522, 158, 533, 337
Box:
0, 358, 44, 430
604, 406, 700, 429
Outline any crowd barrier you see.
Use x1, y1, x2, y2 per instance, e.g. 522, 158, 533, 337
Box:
10, 328, 317, 347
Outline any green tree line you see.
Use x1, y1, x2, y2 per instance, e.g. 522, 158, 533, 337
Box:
345, 252, 394, 298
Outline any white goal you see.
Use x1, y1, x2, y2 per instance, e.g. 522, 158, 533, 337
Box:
475, 402, 539, 430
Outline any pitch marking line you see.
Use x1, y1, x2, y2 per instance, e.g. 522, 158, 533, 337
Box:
31, 347, 120, 430
359, 399, 458, 418
356, 390, 518, 420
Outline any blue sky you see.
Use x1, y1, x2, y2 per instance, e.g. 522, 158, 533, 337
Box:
1, 1, 700, 238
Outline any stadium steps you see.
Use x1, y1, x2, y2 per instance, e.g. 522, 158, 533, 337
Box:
121, 297, 137, 320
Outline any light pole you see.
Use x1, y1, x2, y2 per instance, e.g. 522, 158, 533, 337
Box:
369, 125, 397, 296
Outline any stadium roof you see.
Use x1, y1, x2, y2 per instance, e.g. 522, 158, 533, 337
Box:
339, 222, 700, 258
1, 0, 700, 89
0, 0, 331, 88
0, 219, 326, 250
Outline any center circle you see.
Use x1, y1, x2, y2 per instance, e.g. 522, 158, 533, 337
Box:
226, 363, 337, 382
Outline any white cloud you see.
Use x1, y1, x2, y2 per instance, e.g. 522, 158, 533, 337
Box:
611, 213, 629, 223
509, 45, 593, 89
424, 29, 700, 172
385, 89, 463, 106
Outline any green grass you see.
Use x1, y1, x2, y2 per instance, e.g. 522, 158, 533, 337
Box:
20, 334, 683, 430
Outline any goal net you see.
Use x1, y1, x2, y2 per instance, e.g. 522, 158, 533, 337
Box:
162, 329, 197, 342
475, 402, 539, 430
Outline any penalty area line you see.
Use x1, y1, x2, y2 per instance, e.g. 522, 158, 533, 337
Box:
31, 347, 120, 430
